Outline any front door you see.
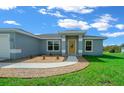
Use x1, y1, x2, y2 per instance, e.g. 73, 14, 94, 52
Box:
68, 39, 76, 55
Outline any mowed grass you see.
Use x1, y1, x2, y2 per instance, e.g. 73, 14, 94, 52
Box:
0, 53, 124, 86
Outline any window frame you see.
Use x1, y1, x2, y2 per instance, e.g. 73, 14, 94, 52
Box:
47, 40, 60, 52
85, 40, 93, 52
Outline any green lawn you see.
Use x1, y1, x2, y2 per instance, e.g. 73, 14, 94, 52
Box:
0, 53, 124, 86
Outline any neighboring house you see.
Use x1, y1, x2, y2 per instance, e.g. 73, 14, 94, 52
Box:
0, 28, 106, 59
121, 44, 124, 53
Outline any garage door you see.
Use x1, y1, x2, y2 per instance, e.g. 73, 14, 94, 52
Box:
0, 34, 10, 59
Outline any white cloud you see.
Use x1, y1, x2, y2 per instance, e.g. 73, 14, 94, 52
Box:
115, 24, 124, 30
58, 19, 90, 30
49, 11, 65, 18
3, 20, 20, 26
0, 6, 16, 10
16, 9, 25, 14
39, 8, 47, 14
39, 6, 94, 18
91, 14, 117, 31
32, 6, 37, 9
0, 6, 24, 13
91, 22, 111, 31
95, 14, 117, 23
101, 32, 124, 37
39, 8, 65, 18
48, 6, 95, 14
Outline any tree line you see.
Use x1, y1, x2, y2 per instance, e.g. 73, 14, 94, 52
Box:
104, 44, 124, 53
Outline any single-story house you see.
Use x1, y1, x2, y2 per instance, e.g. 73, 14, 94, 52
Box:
121, 44, 124, 53
0, 28, 106, 59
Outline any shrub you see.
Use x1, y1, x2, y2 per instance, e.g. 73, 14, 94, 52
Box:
109, 49, 115, 53
104, 45, 121, 53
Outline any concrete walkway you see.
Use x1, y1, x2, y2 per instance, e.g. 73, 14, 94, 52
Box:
0, 56, 78, 68
65, 56, 78, 62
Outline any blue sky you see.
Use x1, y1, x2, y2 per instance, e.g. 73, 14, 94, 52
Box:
0, 6, 124, 46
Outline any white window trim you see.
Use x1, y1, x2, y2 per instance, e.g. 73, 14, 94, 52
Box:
85, 40, 93, 52
47, 40, 60, 52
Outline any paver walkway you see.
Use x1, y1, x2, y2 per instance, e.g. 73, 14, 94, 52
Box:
0, 56, 78, 68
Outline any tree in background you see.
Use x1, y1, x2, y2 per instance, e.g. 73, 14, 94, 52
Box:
104, 45, 121, 53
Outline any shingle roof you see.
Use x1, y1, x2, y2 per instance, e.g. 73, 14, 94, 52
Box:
58, 30, 85, 35
0, 28, 106, 40
84, 35, 107, 39
0, 28, 41, 39
36, 34, 61, 39
36, 34, 106, 39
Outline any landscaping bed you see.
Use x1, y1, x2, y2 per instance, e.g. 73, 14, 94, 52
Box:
6, 56, 65, 63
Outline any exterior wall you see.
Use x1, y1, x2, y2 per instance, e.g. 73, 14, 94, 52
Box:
39, 39, 62, 55
11, 32, 41, 59
82, 39, 103, 56
65, 36, 103, 56
0, 31, 104, 59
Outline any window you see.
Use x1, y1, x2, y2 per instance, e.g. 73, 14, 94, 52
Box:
85, 40, 93, 52
54, 40, 60, 50
47, 40, 60, 51
48, 41, 53, 51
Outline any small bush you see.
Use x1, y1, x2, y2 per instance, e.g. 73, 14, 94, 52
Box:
109, 49, 115, 53
29, 55, 33, 59
104, 45, 121, 53
56, 56, 59, 60
43, 55, 45, 60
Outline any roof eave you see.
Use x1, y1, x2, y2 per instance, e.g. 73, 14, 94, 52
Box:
0, 28, 41, 39
58, 30, 86, 35
83, 37, 107, 40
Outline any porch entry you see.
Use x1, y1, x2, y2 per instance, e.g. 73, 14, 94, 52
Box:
68, 39, 76, 55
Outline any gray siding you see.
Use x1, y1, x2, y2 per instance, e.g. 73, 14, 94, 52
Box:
0, 31, 104, 59
82, 39, 103, 56
12, 32, 41, 59
40, 39, 62, 55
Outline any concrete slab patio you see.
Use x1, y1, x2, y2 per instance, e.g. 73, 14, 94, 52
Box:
0, 56, 89, 78
0, 56, 78, 68
0, 62, 77, 68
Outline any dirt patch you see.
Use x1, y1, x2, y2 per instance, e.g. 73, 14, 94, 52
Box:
7, 56, 65, 63
0, 57, 89, 78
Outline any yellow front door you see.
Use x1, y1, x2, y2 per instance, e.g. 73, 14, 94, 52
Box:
68, 39, 76, 55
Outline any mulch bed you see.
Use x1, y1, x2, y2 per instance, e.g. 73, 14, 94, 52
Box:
0, 57, 89, 78
4, 56, 65, 63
